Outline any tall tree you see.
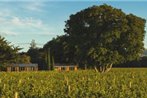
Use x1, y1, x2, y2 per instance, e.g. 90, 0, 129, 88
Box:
45, 48, 54, 70
30, 39, 37, 49
46, 48, 51, 70
27, 40, 46, 69
64, 4, 146, 72
27, 48, 45, 69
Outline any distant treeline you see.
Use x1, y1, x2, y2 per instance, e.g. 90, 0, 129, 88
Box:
114, 56, 147, 68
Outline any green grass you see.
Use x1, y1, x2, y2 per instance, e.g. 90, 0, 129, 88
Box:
0, 68, 147, 98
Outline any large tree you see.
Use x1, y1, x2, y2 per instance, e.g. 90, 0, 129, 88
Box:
64, 4, 146, 72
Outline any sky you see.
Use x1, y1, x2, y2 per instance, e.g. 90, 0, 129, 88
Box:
0, 0, 147, 52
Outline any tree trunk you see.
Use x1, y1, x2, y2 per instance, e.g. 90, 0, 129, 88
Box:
84, 64, 87, 70
94, 66, 98, 72
105, 64, 112, 73
98, 64, 113, 73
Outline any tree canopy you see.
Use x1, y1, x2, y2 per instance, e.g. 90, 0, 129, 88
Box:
63, 4, 146, 72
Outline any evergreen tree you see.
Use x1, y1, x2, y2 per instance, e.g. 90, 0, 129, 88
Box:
0, 36, 20, 64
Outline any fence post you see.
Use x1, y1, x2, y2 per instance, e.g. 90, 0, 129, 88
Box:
15, 67, 19, 72
74, 66, 77, 71
35, 66, 38, 71
7, 67, 11, 72
15, 92, 18, 98
66, 66, 69, 71
58, 67, 61, 71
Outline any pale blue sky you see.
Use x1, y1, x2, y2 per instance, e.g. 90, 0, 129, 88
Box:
0, 0, 147, 52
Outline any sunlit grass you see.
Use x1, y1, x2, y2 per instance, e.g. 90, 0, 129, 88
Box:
0, 68, 147, 98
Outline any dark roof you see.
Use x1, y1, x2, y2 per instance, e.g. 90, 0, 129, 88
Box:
54, 64, 78, 67
55, 63, 77, 66
7, 64, 38, 67
54, 66, 76, 68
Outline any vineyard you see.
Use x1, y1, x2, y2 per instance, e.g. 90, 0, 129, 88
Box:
0, 68, 147, 98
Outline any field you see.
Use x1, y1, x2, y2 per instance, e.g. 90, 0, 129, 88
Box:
0, 68, 147, 98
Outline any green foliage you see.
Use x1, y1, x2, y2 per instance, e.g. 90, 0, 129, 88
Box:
44, 35, 75, 64
46, 48, 51, 70
0, 69, 147, 97
16, 53, 31, 64
0, 36, 20, 64
64, 4, 146, 69
51, 56, 55, 70
45, 48, 54, 70
44, 4, 146, 72
27, 48, 45, 69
